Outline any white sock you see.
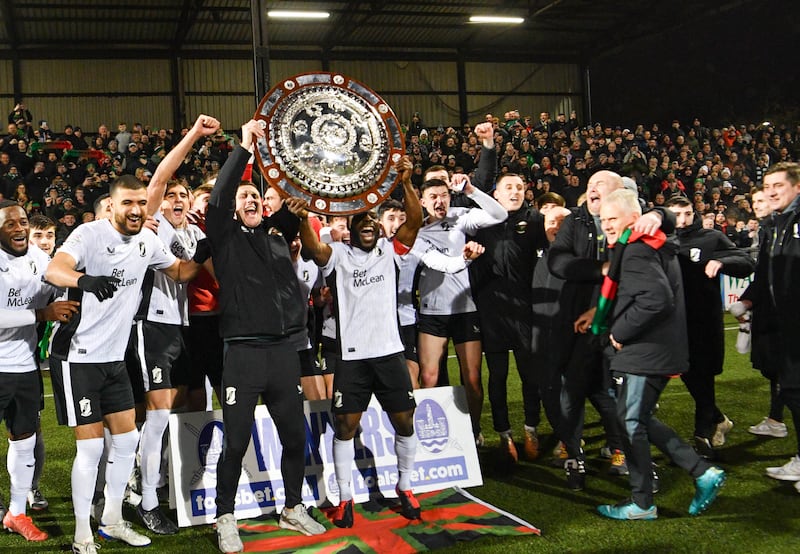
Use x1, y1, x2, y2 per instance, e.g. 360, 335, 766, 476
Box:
333, 438, 355, 502
102, 429, 139, 525
140, 409, 170, 511
73, 437, 104, 543
395, 434, 417, 491
7, 434, 37, 516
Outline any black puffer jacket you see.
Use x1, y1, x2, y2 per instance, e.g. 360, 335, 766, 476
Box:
607, 237, 688, 376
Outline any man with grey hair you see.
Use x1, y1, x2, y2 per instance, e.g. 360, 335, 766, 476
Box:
548, 169, 672, 490
596, 188, 725, 520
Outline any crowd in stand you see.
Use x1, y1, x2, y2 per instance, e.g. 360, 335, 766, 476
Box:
5, 103, 797, 250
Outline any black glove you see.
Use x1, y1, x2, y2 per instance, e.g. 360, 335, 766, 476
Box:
192, 238, 211, 264
77, 274, 121, 302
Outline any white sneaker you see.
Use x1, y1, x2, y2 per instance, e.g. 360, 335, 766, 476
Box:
748, 417, 788, 438
766, 455, 800, 481
98, 520, 152, 546
711, 415, 733, 447
795, 481, 800, 494
279, 504, 326, 536
72, 540, 100, 554
216, 513, 243, 553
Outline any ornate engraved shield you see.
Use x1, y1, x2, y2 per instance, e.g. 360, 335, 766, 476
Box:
253, 72, 405, 215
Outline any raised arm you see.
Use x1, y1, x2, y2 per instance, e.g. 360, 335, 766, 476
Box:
285, 198, 332, 267
471, 122, 497, 193
393, 155, 422, 249
147, 114, 220, 216
209, 120, 263, 211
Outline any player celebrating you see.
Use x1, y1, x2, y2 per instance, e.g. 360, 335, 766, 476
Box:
0, 200, 79, 542
286, 156, 426, 528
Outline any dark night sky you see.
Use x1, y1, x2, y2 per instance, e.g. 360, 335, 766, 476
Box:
587, 1, 798, 128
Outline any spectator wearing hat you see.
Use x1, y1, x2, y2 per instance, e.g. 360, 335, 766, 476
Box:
720, 180, 736, 204
55, 208, 80, 247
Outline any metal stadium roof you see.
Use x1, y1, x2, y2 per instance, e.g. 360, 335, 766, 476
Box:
0, 0, 768, 63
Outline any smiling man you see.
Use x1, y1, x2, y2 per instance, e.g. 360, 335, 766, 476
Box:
596, 188, 725, 521
0, 201, 79, 542
45, 175, 204, 554
747, 162, 800, 491
468, 173, 552, 463
286, 155, 426, 529
205, 119, 326, 554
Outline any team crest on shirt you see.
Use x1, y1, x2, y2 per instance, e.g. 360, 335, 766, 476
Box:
106, 246, 115, 254
139, 241, 146, 257
414, 399, 449, 453
29, 260, 37, 275
690, 247, 702, 262
794, 223, 799, 239
302, 270, 309, 282
225, 387, 237, 405
152, 366, 163, 384
333, 390, 343, 408
79, 397, 92, 418
515, 221, 528, 234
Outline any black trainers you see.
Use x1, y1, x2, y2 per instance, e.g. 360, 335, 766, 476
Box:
332, 499, 354, 528
136, 504, 179, 535
395, 485, 421, 520
694, 436, 715, 460
565, 458, 586, 491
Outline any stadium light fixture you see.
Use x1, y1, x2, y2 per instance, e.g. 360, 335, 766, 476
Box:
469, 15, 525, 24
267, 10, 331, 19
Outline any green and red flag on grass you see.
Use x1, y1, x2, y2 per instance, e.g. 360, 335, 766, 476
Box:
237, 487, 539, 553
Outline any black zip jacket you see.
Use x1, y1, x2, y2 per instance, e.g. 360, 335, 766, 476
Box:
675, 219, 754, 375
205, 145, 305, 340
469, 207, 548, 351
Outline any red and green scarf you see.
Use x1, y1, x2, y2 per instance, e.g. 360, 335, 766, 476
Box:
591, 228, 667, 335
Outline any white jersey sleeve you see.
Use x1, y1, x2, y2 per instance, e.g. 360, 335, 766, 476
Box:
0, 244, 56, 372
456, 187, 508, 234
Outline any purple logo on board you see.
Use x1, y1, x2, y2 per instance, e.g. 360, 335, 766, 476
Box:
414, 399, 449, 453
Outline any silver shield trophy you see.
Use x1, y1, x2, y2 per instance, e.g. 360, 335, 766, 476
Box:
253, 72, 405, 215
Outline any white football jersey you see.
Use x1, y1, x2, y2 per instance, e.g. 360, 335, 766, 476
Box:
322, 238, 404, 361
0, 243, 56, 373
51, 219, 176, 363
139, 212, 204, 326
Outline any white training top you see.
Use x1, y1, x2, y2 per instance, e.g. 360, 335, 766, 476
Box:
414, 187, 507, 315
0, 243, 56, 373
139, 212, 204, 326
322, 238, 406, 361
51, 219, 176, 363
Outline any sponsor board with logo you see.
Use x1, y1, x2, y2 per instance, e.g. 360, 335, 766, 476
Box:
168, 386, 482, 527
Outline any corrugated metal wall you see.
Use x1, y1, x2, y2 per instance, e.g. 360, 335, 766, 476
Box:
4, 58, 580, 133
